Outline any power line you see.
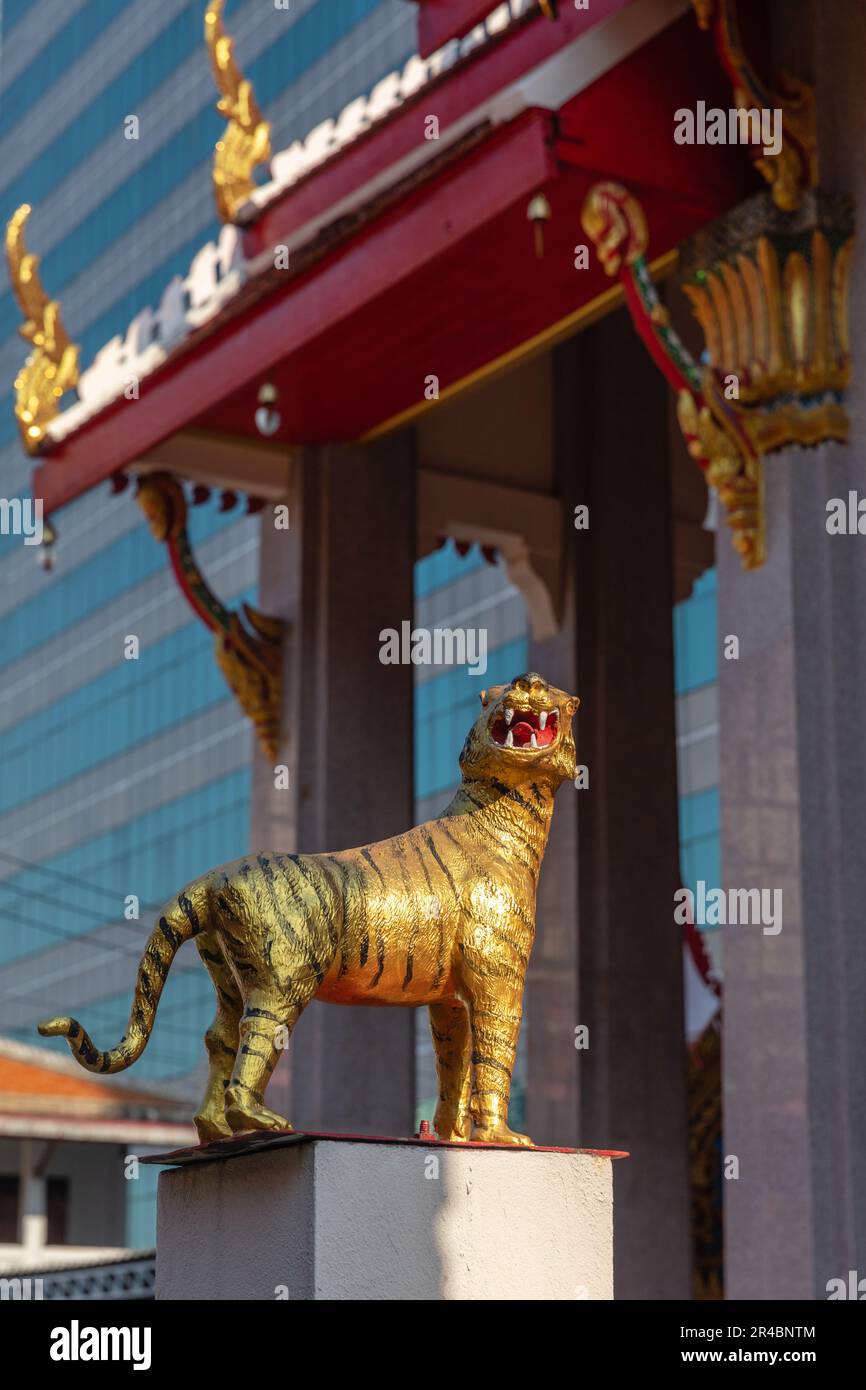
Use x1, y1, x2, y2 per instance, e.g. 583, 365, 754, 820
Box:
0, 876, 148, 934
1, 902, 146, 957
0, 848, 162, 912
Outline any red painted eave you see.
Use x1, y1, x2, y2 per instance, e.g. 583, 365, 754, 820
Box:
241, 0, 639, 266
33, 11, 757, 516
36, 110, 558, 512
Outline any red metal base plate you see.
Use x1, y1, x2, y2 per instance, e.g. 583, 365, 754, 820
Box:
140, 1128, 629, 1168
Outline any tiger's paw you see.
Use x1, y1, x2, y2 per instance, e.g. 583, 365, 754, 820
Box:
432, 1109, 472, 1143
471, 1122, 534, 1147
225, 1087, 293, 1135
194, 1110, 232, 1145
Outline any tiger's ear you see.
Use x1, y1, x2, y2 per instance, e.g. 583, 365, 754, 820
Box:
480, 684, 506, 708
565, 695, 580, 717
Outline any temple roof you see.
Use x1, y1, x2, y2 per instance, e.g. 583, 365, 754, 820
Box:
27, 0, 755, 515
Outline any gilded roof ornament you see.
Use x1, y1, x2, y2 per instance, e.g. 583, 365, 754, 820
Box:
690, 0, 817, 213
5, 204, 79, 454
205, 0, 272, 223
582, 181, 853, 570
136, 473, 283, 757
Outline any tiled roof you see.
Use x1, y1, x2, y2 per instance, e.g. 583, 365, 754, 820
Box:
0, 1037, 191, 1122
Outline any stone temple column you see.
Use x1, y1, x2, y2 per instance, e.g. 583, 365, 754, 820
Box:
718, 0, 866, 1300
525, 344, 580, 1149
252, 436, 417, 1135
569, 315, 692, 1299
717, 452, 866, 1299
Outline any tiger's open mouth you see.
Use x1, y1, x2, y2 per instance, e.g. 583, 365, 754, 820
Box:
489, 705, 559, 751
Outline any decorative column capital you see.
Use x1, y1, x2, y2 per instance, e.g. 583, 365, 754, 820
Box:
581, 182, 854, 570
678, 190, 853, 448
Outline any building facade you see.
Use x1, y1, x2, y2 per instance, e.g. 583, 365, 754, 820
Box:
0, 0, 423, 1246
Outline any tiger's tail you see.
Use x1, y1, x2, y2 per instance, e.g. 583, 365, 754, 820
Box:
37, 889, 205, 1075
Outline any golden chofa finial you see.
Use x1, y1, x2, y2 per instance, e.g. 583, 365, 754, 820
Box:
205, 0, 271, 223
5, 204, 79, 455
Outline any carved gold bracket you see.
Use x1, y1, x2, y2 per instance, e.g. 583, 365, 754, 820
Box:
689, 0, 817, 212
136, 473, 284, 757
205, 0, 271, 223
581, 182, 853, 569
5, 204, 79, 454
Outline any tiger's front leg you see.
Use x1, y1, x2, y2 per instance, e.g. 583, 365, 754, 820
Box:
429, 998, 472, 1142
467, 999, 531, 1146
458, 928, 533, 1147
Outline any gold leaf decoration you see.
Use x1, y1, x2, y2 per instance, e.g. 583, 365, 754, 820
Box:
205, 0, 272, 223
5, 205, 79, 454
137, 473, 283, 758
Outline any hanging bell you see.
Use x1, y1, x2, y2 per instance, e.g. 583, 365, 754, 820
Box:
527, 192, 552, 260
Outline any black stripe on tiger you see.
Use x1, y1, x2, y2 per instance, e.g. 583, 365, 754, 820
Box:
257, 854, 325, 983
177, 893, 201, 935
392, 839, 417, 990
361, 849, 388, 987
159, 915, 183, 950
325, 857, 352, 976
489, 777, 545, 826
471, 1052, 512, 1077
422, 831, 461, 906
146, 943, 170, 982
411, 842, 445, 990
458, 795, 538, 872
457, 941, 525, 986
361, 847, 387, 888
281, 854, 338, 950
369, 932, 386, 989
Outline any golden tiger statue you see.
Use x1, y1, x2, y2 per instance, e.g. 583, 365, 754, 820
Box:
39, 672, 578, 1148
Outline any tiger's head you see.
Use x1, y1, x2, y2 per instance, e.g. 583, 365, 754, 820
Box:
459, 671, 579, 790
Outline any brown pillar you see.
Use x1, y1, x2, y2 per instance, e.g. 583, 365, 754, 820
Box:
252, 435, 417, 1135
525, 345, 580, 1148
570, 314, 691, 1298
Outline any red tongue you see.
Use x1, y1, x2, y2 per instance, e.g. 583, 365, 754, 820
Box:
512, 721, 533, 746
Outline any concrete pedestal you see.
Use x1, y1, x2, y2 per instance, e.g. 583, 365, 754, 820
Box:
155, 1138, 616, 1301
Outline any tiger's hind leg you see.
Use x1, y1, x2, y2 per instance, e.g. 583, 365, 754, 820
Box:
429, 998, 472, 1141
224, 977, 320, 1135
194, 933, 242, 1144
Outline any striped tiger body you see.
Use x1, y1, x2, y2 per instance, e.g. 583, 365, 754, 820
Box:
39, 672, 578, 1147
